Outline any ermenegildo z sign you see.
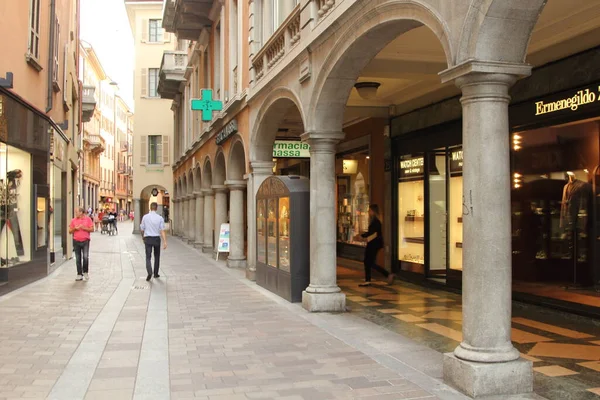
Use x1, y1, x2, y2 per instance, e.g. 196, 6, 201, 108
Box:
535, 87, 600, 116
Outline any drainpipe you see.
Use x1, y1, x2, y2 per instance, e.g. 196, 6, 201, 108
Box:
46, 0, 56, 113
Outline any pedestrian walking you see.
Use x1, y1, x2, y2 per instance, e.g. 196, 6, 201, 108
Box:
140, 202, 167, 282
354, 204, 395, 287
69, 207, 94, 281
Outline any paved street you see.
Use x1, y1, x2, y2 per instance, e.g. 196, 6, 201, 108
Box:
0, 222, 476, 400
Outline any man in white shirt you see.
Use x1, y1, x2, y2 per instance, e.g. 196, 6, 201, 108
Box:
140, 202, 167, 281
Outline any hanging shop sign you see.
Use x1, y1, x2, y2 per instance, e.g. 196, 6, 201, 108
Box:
511, 82, 600, 128
342, 159, 358, 174
215, 119, 238, 145
273, 140, 310, 158
399, 156, 424, 179
449, 148, 463, 173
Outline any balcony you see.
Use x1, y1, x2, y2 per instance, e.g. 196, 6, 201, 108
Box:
83, 133, 105, 154
81, 85, 96, 123
163, 0, 213, 40
158, 51, 188, 100
252, 5, 301, 83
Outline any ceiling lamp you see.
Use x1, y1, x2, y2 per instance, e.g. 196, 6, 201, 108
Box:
354, 82, 381, 100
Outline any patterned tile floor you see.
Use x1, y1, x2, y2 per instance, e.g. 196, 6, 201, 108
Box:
337, 266, 600, 400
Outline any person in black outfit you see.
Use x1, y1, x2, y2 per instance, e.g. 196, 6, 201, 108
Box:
356, 204, 395, 287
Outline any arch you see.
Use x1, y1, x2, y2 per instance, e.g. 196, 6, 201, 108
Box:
227, 136, 247, 181
202, 157, 213, 189
194, 163, 202, 192
139, 184, 169, 217
213, 150, 227, 186
308, 0, 453, 132
187, 170, 194, 194
250, 87, 306, 163
181, 175, 188, 196
458, 0, 547, 64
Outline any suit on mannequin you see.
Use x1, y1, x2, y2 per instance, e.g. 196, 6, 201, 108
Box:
560, 172, 592, 231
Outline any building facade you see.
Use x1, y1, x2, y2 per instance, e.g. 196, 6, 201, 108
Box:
161, 0, 250, 267
160, 0, 600, 397
125, 0, 175, 231
0, 0, 82, 289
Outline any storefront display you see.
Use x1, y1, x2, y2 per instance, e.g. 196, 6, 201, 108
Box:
256, 176, 309, 303
398, 155, 425, 273
0, 89, 51, 286
336, 150, 370, 260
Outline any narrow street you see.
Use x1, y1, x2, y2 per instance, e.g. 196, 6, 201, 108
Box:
0, 223, 470, 400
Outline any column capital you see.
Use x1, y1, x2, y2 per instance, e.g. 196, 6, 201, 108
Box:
250, 160, 275, 175
193, 191, 204, 198
300, 131, 345, 147
225, 180, 247, 190
439, 60, 532, 85
211, 185, 228, 193
201, 188, 214, 196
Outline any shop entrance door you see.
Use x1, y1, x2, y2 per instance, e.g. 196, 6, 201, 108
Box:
427, 151, 448, 282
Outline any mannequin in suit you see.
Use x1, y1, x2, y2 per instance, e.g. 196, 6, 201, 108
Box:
560, 172, 592, 231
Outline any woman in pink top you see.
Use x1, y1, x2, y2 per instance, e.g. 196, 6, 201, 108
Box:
69, 207, 94, 281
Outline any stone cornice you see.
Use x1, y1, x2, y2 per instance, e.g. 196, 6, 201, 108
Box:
439, 60, 532, 84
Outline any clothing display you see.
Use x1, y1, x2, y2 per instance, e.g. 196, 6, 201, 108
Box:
560, 178, 592, 230
0, 170, 25, 257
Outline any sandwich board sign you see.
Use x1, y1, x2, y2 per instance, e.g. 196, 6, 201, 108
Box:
216, 223, 230, 260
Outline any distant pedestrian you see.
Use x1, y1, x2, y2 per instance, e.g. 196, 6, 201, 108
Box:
140, 202, 167, 282
69, 207, 94, 281
93, 208, 100, 231
354, 204, 395, 287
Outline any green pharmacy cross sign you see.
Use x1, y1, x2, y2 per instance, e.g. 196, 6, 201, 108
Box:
191, 89, 223, 121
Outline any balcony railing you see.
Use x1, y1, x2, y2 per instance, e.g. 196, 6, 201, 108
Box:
252, 5, 301, 83
158, 51, 188, 100
81, 85, 96, 123
83, 133, 105, 154
163, 0, 212, 40
317, 0, 336, 17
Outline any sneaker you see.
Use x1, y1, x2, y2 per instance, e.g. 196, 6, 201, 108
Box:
75, 275, 83, 281
83, 273, 89, 280
358, 282, 371, 287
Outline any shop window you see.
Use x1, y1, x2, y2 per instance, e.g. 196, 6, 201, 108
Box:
448, 148, 463, 271
336, 151, 370, 247
511, 119, 600, 286
397, 154, 425, 272
0, 143, 32, 267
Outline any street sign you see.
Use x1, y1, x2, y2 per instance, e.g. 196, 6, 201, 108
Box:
191, 89, 223, 122
216, 223, 230, 260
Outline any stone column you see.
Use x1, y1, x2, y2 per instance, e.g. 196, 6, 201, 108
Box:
194, 192, 204, 249
180, 197, 188, 240
440, 61, 533, 398
133, 198, 141, 234
300, 131, 346, 312
171, 199, 178, 235
225, 180, 246, 268
212, 185, 228, 256
246, 161, 274, 280
202, 189, 215, 253
188, 194, 196, 243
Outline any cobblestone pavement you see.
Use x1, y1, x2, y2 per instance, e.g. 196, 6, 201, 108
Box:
0, 223, 544, 400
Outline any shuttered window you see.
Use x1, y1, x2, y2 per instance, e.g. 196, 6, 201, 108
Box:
162, 135, 170, 165
140, 68, 148, 97
148, 135, 162, 165
140, 136, 147, 165
148, 68, 159, 98
28, 0, 41, 60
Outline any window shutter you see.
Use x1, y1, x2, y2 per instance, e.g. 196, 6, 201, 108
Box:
140, 136, 147, 165
162, 135, 170, 165
141, 68, 147, 97
141, 19, 148, 42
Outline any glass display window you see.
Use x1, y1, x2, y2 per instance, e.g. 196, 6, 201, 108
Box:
0, 143, 32, 267
448, 147, 463, 271
267, 198, 277, 268
511, 119, 599, 285
257, 200, 266, 264
398, 154, 425, 272
336, 150, 370, 247
278, 197, 290, 272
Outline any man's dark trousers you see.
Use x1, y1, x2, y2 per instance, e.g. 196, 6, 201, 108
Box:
73, 240, 90, 275
144, 236, 161, 276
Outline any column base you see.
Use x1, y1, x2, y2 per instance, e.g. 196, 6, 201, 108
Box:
194, 242, 203, 249
227, 258, 246, 269
302, 291, 346, 313
187, 239, 195, 245
202, 245, 213, 253
443, 353, 533, 398
246, 267, 256, 281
